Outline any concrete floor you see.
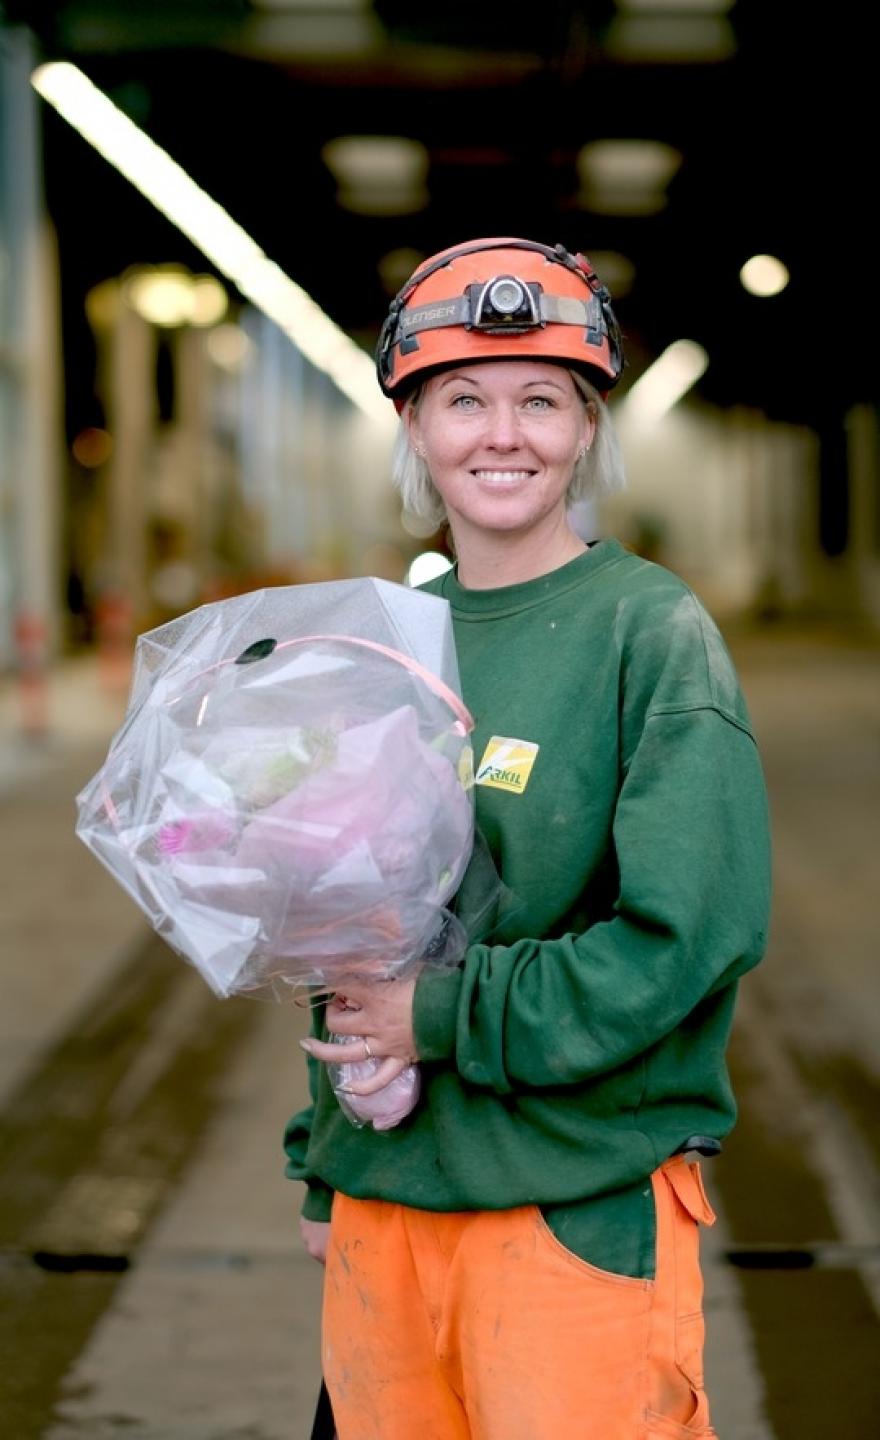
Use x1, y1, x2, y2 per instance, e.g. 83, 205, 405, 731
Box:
0, 627, 878, 1439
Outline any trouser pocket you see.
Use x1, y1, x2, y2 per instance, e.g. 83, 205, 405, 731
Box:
644, 1394, 714, 1439
645, 1159, 717, 1435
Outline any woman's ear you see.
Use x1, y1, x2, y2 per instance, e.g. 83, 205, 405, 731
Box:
402, 401, 422, 457
582, 403, 598, 454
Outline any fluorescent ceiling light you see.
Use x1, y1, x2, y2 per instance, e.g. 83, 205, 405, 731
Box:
31, 61, 390, 424
621, 339, 708, 421
322, 135, 429, 216
739, 254, 790, 298
577, 139, 681, 216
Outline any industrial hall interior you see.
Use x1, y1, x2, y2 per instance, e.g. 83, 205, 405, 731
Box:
0, 2, 877, 1438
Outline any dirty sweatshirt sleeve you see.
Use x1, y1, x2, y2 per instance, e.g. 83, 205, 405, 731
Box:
283, 1004, 335, 1221
413, 641, 771, 1092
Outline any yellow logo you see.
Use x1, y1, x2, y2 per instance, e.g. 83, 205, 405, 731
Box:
475, 736, 540, 793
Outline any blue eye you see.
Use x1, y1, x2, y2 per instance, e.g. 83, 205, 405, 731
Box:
525, 395, 553, 410
452, 394, 479, 409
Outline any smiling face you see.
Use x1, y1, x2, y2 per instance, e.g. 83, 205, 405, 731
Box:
406, 361, 595, 549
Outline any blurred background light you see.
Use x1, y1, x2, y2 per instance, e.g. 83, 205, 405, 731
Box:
577, 139, 682, 216
608, 2, 736, 61
321, 135, 430, 216
30, 61, 391, 424
580, 249, 636, 299
400, 509, 441, 540
739, 253, 790, 298
620, 339, 709, 422
206, 323, 254, 372
357, 541, 407, 581
125, 269, 193, 327
405, 551, 453, 587
84, 277, 121, 330
71, 427, 113, 468
245, 0, 381, 58
189, 276, 229, 327
615, 0, 734, 9
378, 247, 426, 296
252, 0, 371, 7
123, 269, 228, 328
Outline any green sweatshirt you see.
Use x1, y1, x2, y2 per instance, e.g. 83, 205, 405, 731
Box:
284, 539, 771, 1276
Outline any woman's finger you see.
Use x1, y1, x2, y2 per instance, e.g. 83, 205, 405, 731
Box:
339, 1055, 409, 1096
301, 1036, 369, 1063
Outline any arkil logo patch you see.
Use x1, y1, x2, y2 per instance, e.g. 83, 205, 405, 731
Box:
475, 736, 540, 793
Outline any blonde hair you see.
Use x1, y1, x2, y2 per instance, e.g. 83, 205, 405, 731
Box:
391, 370, 626, 529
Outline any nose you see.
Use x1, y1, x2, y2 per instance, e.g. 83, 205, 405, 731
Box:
483, 401, 522, 451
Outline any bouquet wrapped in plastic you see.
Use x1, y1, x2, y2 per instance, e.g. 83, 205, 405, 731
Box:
76, 577, 481, 1128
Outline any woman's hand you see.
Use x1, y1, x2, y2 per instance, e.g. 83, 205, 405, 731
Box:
301, 974, 418, 1097
300, 1217, 331, 1264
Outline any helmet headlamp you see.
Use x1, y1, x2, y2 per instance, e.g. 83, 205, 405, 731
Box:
471, 275, 541, 331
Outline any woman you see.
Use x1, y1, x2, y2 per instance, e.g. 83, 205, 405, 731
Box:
285, 238, 771, 1439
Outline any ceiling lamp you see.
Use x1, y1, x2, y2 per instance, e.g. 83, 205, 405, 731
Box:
615, 0, 733, 11
245, 0, 380, 58
322, 135, 429, 216
124, 268, 196, 327
577, 139, 682, 216
739, 254, 790, 298
251, 0, 371, 8
608, 1, 736, 62
124, 268, 229, 328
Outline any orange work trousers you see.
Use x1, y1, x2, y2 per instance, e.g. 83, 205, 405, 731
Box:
322, 1157, 717, 1440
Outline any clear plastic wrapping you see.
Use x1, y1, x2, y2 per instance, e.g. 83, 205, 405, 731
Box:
328, 1033, 424, 1133
75, 578, 475, 1008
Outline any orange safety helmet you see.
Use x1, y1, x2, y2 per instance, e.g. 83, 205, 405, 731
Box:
376, 237, 624, 408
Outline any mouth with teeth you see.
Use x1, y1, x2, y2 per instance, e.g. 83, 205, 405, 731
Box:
471, 469, 535, 485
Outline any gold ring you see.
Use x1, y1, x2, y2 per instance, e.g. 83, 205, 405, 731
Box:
363, 1038, 374, 1060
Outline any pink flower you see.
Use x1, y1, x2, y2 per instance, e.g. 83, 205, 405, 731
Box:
157, 707, 471, 976
158, 812, 236, 855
